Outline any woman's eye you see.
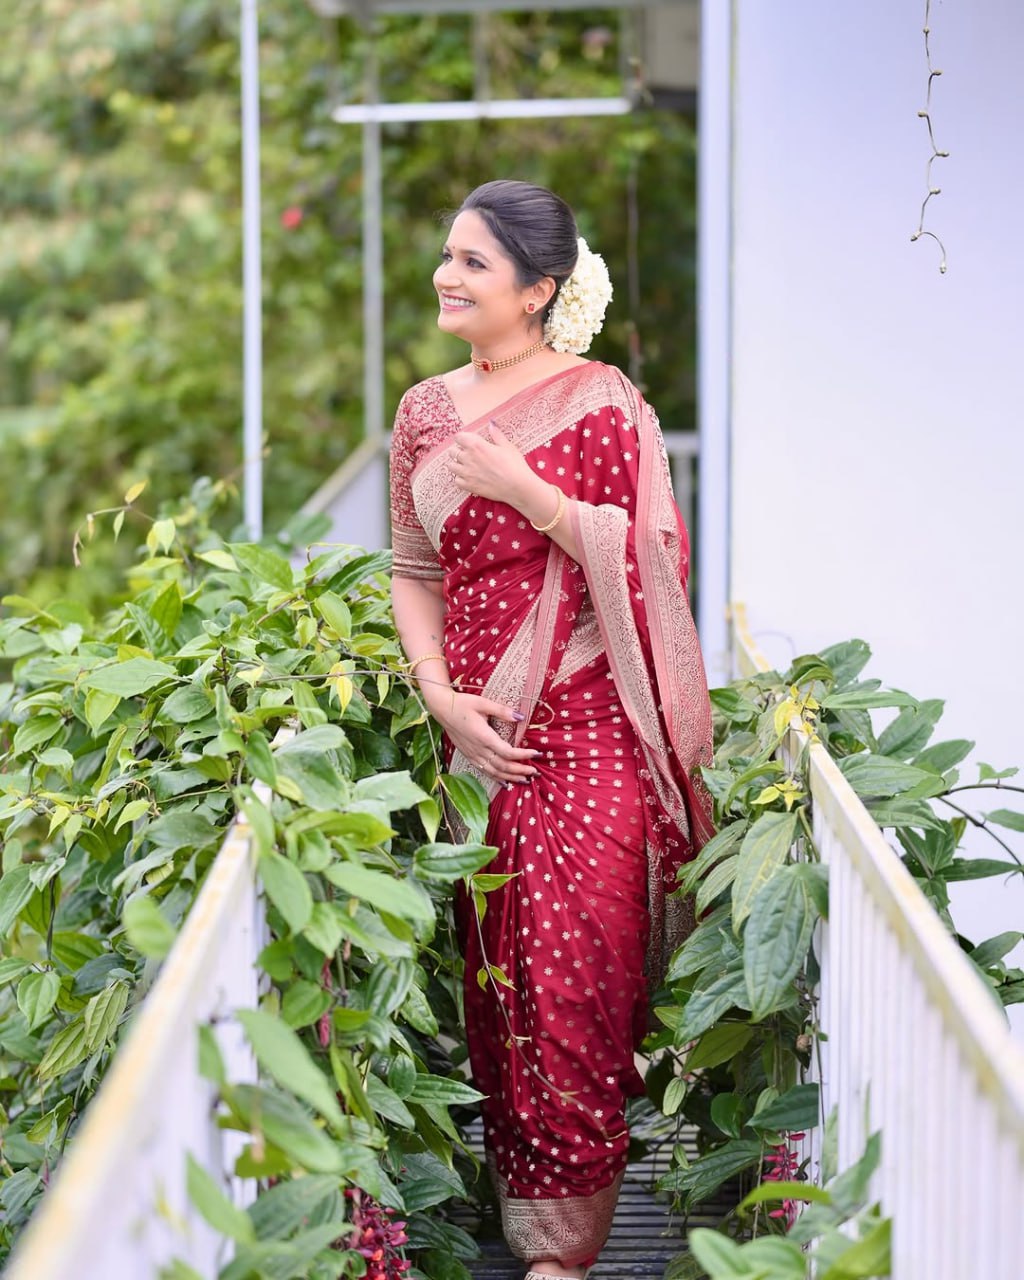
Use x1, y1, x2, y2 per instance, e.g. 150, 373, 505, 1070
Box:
438, 250, 452, 262
466, 257, 485, 269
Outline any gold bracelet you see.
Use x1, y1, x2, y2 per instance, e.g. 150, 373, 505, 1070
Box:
530, 485, 566, 534
406, 652, 446, 675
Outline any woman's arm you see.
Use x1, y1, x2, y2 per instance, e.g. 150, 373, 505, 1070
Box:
391, 575, 540, 785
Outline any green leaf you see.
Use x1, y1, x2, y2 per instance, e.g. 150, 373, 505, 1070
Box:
158, 684, 214, 724
819, 639, 871, 685
970, 931, 1024, 968
327, 862, 434, 927
876, 698, 943, 759
662, 1076, 687, 1118
685, 1022, 754, 1072
738, 1179, 833, 1210
186, 1153, 256, 1244
687, 1228, 749, 1278
313, 591, 352, 638
82, 980, 129, 1051
414, 841, 497, 882
365, 1072, 416, 1128
731, 811, 799, 930
81, 658, 177, 697
115, 798, 151, 832
942, 857, 1024, 881
710, 1092, 744, 1138
353, 770, 428, 810
660, 1139, 762, 1210
441, 772, 490, 843
678, 821, 747, 895
979, 762, 1018, 782
364, 958, 416, 1018
735, 1237, 806, 1278
246, 1173, 341, 1242
150, 580, 183, 637
0, 864, 36, 935
37, 1018, 90, 1079
17, 970, 61, 1031
838, 754, 945, 800
260, 851, 313, 934
122, 895, 176, 960
864, 796, 945, 831
83, 687, 121, 733
744, 866, 817, 1020
237, 1009, 345, 1130
695, 854, 740, 915
987, 808, 1024, 833
275, 724, 347, 757
407, 1074, 485, 1107
823, 687, 917, 710
229, 543, 295, 591
819, 1216, 892, 1279
676, 965, 749, 1043
0, 957, 31, 986
223, 1084, 349, 1174
750, 1082, 819, 1133
913, 738, 974, 773
281, 979, 331, 1029
12, 715, 62, 754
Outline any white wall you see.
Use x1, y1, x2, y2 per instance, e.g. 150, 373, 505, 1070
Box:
725, 0, 1024, 1013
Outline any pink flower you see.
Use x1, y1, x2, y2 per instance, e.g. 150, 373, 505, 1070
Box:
338, 1188, 411, 1277
761, 1132, 807, 1230
281, 205, 304, 230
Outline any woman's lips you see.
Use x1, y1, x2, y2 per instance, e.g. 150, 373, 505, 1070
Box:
440, 295, 475, 311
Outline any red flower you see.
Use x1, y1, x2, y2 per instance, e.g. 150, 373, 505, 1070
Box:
761, 1131, 806, 1230
281, 205, 304, 230
338, 1188, 410, 1277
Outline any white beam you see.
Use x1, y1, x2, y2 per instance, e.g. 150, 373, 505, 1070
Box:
696, 0, 732, 684
240, 0, 264, 539
333, 96, 633, 124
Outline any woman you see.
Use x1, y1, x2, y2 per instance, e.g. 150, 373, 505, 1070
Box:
390, 180, 714, 1279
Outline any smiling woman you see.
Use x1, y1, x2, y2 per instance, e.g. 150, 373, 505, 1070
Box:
389, 180, 715, 1280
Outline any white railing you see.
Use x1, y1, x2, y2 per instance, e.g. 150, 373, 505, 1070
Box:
731, 603, 1024, 1279
5, 795, 274, 1278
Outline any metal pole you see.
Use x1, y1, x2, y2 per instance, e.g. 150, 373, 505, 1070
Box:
362, 20, 385, 440
240, 0, 264, 538
696, 0, 734, 683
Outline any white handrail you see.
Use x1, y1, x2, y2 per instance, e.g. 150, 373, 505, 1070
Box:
4, 773, 283, 1277
730, 603, 1024, 1278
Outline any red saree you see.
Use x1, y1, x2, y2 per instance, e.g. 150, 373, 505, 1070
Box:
390, 362, 714, 1268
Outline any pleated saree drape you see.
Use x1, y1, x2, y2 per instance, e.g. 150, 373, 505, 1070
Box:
390, 362, 714, 1268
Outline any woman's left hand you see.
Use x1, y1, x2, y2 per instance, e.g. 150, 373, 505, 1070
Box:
448, 423, 536, 505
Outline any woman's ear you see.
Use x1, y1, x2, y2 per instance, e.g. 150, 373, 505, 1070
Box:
526, 277, 556, 315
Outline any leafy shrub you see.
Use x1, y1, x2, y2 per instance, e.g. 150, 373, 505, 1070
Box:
0, 482, 494, 1277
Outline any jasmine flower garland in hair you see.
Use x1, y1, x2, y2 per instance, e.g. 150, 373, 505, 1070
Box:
544, 236, 613, 355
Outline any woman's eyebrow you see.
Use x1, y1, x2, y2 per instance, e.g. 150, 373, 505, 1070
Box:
443, 242, 492, 264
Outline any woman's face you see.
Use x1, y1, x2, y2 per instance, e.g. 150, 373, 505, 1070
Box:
433, 210, 545, 347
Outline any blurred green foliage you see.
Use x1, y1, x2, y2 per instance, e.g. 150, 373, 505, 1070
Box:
0, 0, 697, 605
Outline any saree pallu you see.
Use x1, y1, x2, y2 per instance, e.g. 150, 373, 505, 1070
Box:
390, 363, 714, 1268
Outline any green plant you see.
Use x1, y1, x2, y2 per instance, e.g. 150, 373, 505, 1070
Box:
682, 1113, 890, 1279
647, 639, 1022, 1262
0, 482, 495, 1277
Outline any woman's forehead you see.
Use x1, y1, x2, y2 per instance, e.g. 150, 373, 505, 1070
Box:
445, 209, 502, 260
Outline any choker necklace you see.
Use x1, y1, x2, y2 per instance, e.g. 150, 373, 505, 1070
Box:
471, 338, 548, 374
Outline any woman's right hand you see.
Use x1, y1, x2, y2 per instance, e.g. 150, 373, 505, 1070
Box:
438, 693, 541, 785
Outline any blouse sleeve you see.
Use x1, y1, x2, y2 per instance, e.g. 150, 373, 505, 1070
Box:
389, 390, 444, 581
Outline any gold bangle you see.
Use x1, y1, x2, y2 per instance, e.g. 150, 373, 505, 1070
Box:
530, 485, 566, 534
406, 652, 446, 675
